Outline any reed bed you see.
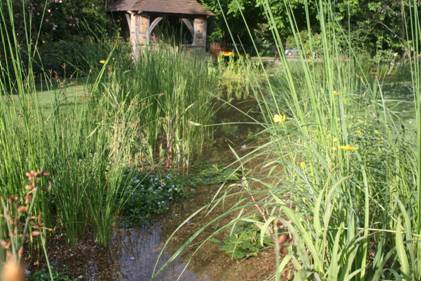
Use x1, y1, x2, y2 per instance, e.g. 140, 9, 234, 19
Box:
156, 1, 420, 280
235, 0, 421, 279
104, 46, 218, 172
0, 0, 218, 259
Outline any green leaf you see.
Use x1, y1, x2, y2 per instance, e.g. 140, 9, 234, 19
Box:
396, 217, 410, 279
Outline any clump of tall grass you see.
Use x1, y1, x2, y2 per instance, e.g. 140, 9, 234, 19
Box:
0, 0, 138, 245
216, 55, 263, 100
0, 0, 220, 251
156, 1, 420, 280
0, 0, 138, 247
105, 46, 218, 172
0, 75, 140, 246
248, 0, 421, 280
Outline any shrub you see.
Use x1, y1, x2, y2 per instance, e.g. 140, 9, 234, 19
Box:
36, 37, 112, 78
215, 220, 272, 259
120, 172, 184, 226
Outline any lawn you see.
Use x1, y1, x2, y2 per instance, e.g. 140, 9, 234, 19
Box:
35, 85, 89, 106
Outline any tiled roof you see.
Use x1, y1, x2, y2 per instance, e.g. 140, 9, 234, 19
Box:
108, 0, 214, 16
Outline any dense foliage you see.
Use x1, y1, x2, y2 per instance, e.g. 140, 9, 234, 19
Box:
3, 0, 418, 61
121, 173, 185, 226
3, 0, 113, 41
201, 0, 419, 55
2, 0, 419, 78
0, 0, 117, 79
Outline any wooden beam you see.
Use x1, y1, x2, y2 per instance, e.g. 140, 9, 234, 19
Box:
125, 13, 130, 27
148, 16, 163, 38
181, 18, 194, 36
126, 11, 140, 60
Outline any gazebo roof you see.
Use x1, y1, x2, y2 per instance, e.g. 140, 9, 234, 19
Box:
108, 0, 214, 16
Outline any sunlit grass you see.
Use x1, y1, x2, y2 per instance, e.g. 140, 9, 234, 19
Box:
156, 1, 420, 281
105, 46, 218, 172
0, 0, 219, 254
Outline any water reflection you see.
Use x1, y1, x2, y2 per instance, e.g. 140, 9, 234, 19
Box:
111, 225, 211, 281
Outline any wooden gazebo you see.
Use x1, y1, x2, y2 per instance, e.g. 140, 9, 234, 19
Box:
108, 0, 214, 59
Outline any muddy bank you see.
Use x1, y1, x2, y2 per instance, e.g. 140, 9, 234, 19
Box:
38, 99, 275, 281
43, 183, 274, 281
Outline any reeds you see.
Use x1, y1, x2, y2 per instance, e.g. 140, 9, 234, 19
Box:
251, 0, 421, 279
156, 1, 421, 280
0, 0, 218, 251
106, 46, 217, 172
1, 171, 51, 280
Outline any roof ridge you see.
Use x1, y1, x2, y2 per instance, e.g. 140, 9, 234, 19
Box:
108, 0, 214, 16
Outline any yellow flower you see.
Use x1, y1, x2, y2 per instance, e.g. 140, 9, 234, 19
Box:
333, 90, 340, 96
337, 145, 358, 152
273, 114, 287, 124
299, 161, 306, 169
99, 59, 106, 64
222, 51, 234, 57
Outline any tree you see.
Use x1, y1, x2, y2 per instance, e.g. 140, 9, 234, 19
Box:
200, 0, 419, 56
200, 0, 318, 53
335, 0, 413, 55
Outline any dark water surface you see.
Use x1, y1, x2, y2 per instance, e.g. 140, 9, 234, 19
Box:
110, 226, 211, 281
57, 101, 267, 280
82, 186, 219, 281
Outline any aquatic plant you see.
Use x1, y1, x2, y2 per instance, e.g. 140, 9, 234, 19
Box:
242, 0, 420, 279
106, 46, 218, 172
121, 172, 184, 226
214, 220, 272, 259
216, 56, 263, 100
0, 0, 221, 251
156, 1, 421, 280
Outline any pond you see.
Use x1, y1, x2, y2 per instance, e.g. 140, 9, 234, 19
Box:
42, 99, 272, 281
91, 185, 216, 281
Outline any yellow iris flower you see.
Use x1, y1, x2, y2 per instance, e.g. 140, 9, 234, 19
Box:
273, 114, 287, 124
222, 51, 234, 57
337, 145, 358, 152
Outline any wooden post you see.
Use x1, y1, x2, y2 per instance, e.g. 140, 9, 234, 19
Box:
193, 17, 207, 52
126, 12, 138, 60
138, 14, 150, 46
181, 18, 194, 37
148, 17, 164, 43
126, 12, 150, 60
